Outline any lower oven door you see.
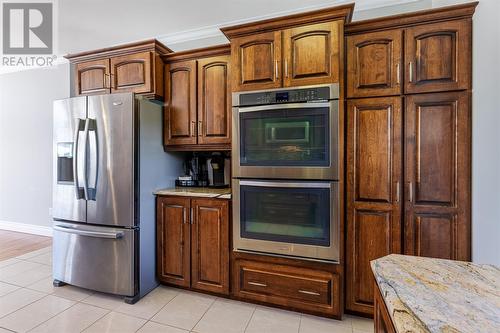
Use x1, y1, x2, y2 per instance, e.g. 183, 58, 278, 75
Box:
52, 221, 136, 296
233, 179, 339, 262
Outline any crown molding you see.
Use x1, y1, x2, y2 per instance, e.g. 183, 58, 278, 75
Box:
159, 0, 422, 46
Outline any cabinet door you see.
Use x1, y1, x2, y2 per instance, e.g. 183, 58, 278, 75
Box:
197, 56, 231, 145
374, 282, 396, 333
347, 30, 402, 98
191, 199, 229, 294
231, 31, 282, 91
405, 19, 471, 93
283, 21, 341, 87
346, 97, 402, 315
110, 52, 152, 94
404, 92, 470, 261
74, 59, 110, 95
156, 196, 191, 287
164, 60, 197, 146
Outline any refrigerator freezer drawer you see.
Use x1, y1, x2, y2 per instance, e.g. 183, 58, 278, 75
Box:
53, 222, 136, 296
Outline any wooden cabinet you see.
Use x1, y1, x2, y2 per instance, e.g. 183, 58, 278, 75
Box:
282, 21, 341, 87
157, 196, 191, 288
374, 281, 396, 333
164, 60, 197, 146
231, 31, 282, 91
233, 258, 340, 317
157, 196, 230, 295
404, 92, 470, 261
197, 56, 232, 145
346, 97, 403, 314
74, 59, 110, 95
229, 22, 342, 91
347, 30, 402, 97
222, 6, 354, 92
163, 46, 231, 150
405, 20, 471, 94
67, 39, 169, 99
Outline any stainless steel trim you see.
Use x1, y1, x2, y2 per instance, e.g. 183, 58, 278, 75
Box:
88, 119, 98, 199
53, 225, 123, 239
232, 179, 340, 262
72, 118, 84, 199
232, 83, 340, 106
239, 180, 331, 189
298, 290, 320, 296
238, 102, 331, 113
248, 281, 267, 287
232, 99, 339, 180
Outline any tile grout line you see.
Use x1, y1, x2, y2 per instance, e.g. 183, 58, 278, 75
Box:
0, 291, 51, 320
298, 313, 303, 333
25, 299, 81, 332
243, 304, 257, 333
185, 295, 218, 332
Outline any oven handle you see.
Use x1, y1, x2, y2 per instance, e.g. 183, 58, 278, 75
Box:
237, 102, 333, 113
239, 180, 331, 189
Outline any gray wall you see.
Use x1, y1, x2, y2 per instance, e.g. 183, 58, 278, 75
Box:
0, 64, 69, 230
0, 0, 498, 265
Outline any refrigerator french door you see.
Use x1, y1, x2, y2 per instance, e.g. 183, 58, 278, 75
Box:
52, 93, 179, 302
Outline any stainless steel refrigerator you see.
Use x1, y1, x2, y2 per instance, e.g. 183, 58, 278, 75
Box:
52, 93, 181, 303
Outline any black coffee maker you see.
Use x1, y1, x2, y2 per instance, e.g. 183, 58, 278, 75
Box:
207, 153, 230, 188
176, 154, 208, 187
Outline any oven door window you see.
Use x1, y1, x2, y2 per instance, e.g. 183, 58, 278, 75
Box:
240, 184, 330, 246
240, 107, 329, 166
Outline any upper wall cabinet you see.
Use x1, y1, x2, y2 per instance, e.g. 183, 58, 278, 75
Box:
222, 4, 353, 92
405, 19, 471, 94
347, 29, 402, 98
163, 45, 231, 151
66, 39, 170, 100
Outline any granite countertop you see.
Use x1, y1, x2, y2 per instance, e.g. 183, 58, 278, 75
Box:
371, 254, 500, 333
154, 187, 231, 199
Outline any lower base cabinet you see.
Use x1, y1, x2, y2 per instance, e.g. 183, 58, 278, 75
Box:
157, 196, 229, 295
233, 258, 341, 318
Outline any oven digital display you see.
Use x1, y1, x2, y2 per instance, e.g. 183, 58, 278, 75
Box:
275, 92, 289, 102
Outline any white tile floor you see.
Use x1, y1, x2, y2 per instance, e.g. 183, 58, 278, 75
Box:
0, 247, 374, 333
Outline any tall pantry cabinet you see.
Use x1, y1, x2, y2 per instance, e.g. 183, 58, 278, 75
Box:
344, 2, 476, 316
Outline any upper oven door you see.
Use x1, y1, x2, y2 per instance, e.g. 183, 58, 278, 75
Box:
233, 101, 339, 180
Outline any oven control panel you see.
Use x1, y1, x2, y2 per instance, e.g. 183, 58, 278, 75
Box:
238, 85, 336, 106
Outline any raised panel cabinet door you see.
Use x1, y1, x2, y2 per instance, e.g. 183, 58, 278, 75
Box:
110, 52, 152, 94
347, 29, 402, 98
405, 19, 471, 93
404, 92, 471, 261
231, 31, 282, 91
197, 55, 231, 145
156, 196, 191, 287
346, 97, 403, 315
74, 59, 110, 95
164, 60, 197, 146
191, 199, 229, 295
283, 21, 341, 87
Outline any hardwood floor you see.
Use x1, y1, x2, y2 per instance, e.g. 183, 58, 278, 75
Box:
0, 230, 52, 261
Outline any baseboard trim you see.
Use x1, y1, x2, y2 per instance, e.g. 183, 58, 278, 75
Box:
0, 220, 52, 237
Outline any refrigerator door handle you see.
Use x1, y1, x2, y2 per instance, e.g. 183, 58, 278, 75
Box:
82, 118, 91, 200
53, 225, 124, 239
73, 118, 85, 199
87, 119, 98, 201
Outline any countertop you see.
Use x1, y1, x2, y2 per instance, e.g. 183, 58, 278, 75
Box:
371, 254, 500, 333
154, 187, 231, 199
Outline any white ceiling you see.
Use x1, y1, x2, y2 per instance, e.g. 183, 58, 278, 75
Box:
57, 0, 431, 54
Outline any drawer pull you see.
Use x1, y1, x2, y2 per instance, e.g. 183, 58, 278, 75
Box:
298, 289, 320, 296
248, 281, 267, 287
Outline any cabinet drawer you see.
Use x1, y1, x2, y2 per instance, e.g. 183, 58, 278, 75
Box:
234, 259, 340, 317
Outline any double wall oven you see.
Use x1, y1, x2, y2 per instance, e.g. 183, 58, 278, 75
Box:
232, 84, 341, 262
